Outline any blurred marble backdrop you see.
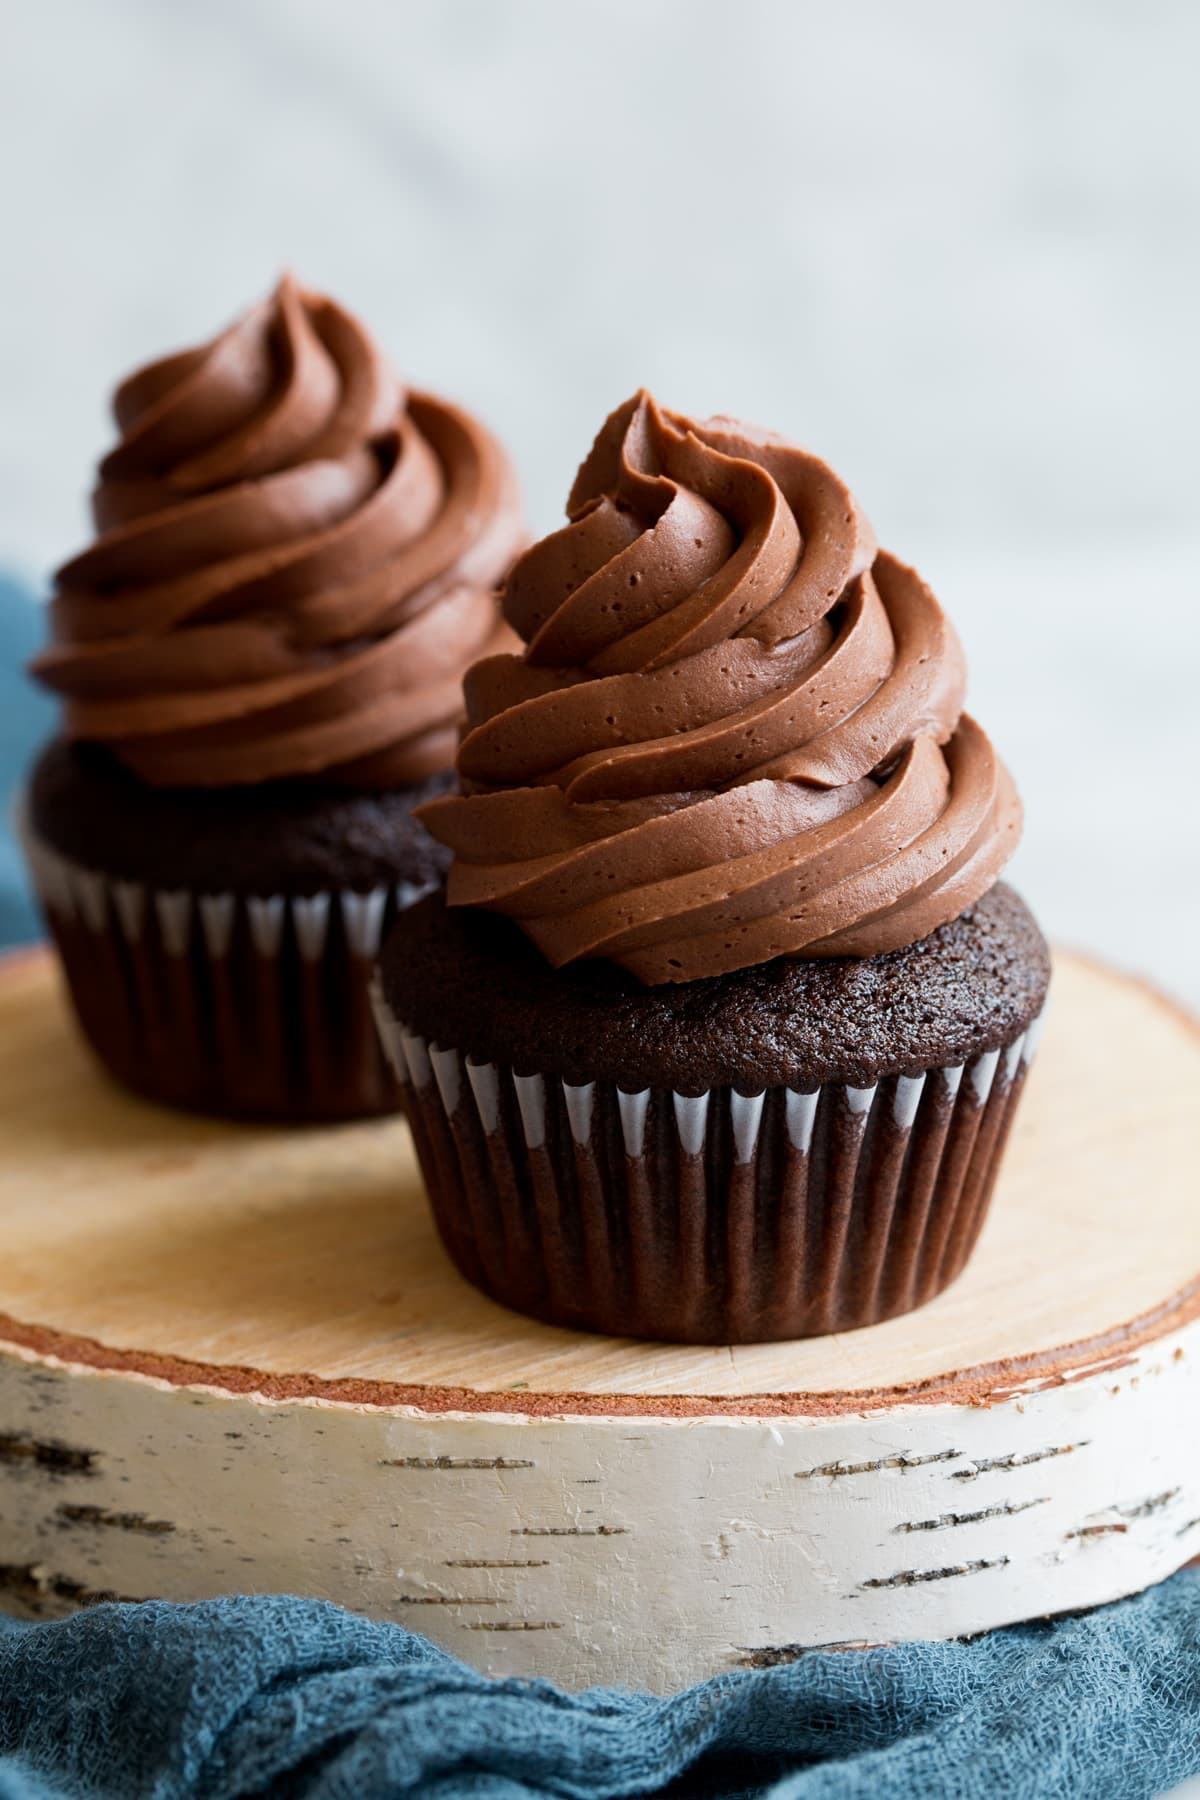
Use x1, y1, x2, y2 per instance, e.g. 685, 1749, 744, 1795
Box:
1, 0, 1197, 998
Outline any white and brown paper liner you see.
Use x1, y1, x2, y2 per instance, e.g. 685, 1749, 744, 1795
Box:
22, 816, 432, 1122
373, 981, 1043, 1342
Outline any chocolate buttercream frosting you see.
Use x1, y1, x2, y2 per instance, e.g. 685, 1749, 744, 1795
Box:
421, 391, 1021, 983
34, 276, 523, 788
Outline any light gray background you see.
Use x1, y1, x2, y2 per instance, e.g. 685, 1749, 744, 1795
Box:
1, 0, 1197, 1005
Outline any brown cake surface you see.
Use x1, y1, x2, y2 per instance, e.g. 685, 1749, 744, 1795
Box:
30, 739, 452, 897
381, 881, 1050, 1093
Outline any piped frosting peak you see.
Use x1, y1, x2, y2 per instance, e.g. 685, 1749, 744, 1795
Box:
422, 391, 1021, 983
35, 275, 523, 788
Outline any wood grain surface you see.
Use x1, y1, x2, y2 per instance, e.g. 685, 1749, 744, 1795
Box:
0, 946, 1195, 1409
2, 944, 1197, 1688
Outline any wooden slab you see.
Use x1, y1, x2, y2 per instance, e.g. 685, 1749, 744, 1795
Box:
0, 947, 1195, 1407
0, 945, 1197, 1690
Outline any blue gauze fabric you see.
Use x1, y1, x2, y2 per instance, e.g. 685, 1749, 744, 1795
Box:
1, 576, 1198, 1800
0, 575, 53, 948
1, 1581, 1199, 1800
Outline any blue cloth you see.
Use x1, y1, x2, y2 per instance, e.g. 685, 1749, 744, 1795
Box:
1, 577, 1198, 1799
1, 1580, 1199, 1800
0, 574, 52, 947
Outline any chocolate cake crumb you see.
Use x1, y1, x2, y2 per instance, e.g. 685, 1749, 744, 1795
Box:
29, 739, 451, 897
381, 883, 1050, 1091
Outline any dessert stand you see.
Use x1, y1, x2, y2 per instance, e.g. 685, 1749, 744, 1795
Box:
0, 946, 1196, 1693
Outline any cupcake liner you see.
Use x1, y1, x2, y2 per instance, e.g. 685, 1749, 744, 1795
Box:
21, 808, 433, 1122
372, 979, 1043, 1342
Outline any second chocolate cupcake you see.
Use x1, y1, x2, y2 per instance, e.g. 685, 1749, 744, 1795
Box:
376, 392, 1049, 1341
25, 276, 524, 1122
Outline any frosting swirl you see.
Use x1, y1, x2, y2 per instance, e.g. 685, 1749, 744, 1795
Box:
421, 391, 1021, 983
34, 276, 523, 787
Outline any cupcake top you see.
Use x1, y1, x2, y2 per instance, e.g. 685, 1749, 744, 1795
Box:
33, 275, 523, 788
421, 390, 1021, 984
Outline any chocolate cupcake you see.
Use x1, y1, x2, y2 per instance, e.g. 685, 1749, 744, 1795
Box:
375, 392, 1049, 1342
23, 276, 523, 1122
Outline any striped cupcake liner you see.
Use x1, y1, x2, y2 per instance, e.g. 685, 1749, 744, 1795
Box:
373, 979, 1043, 1342
21, 810, 433, 1122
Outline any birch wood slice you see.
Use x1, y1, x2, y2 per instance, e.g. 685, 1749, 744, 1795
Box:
0, 944, 1196, 1693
